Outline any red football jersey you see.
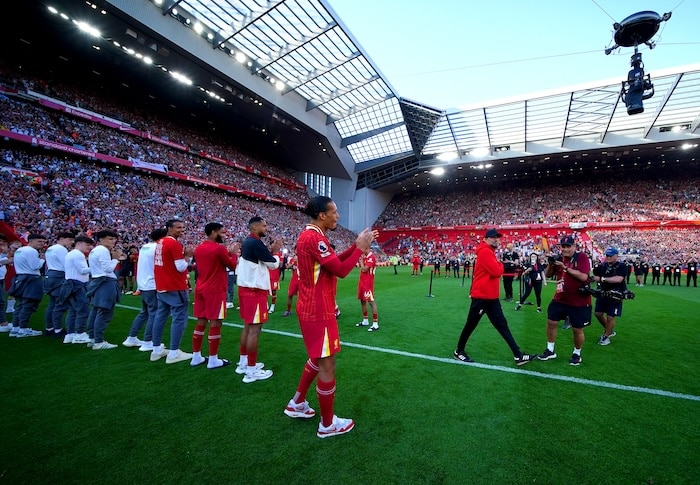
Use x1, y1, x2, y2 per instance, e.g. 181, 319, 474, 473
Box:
194, 240, 237, 293
154, 236, 188, 291
295, 225, 340, 321
359, 252, 376, 289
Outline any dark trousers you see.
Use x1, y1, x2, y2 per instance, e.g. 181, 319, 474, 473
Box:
651, 273, 660, 285
519, 280, 543, 307
456, 298, 521, 357
663, 273, 672, 285
503, 276, 514, 299
687, 273, 697, 287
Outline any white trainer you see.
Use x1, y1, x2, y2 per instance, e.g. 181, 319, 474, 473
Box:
166, 349, 193, 364
122, 336, 144, 348
317, 415, 355, 438
150, 344, 169, 362
235, 362, 264, 375
138, 341, 154, 352
92, 341, 118, 350
63, 333, 76, 344
0, 325, 13, 333
284, 399, 316, 419
72, 332, 91, 344
16, 328, 43, 338
242, 368, 273, 383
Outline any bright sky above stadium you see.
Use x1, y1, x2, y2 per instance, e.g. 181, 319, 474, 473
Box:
329, 0, 698, 110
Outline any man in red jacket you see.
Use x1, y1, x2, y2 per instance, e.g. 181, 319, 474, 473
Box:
453, 229, 536, 366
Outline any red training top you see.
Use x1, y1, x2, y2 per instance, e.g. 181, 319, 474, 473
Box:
470, 241, 503, 299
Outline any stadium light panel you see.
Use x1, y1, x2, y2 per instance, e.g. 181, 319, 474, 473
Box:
48, 6, 58, 14
76, 21, 101, 37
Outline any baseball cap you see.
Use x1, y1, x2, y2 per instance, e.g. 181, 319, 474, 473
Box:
485, 228, 502, 238
559, 235, 575, 246
604, 247, 619, 256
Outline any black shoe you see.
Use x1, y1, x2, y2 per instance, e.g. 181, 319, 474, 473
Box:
453, 350, 474, 363
537, 349, 557, 361
569, 353, 582, 366
514, 353, 536, 366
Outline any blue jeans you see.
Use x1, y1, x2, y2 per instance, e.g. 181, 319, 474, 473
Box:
13, 296, 41, 329
128, 290, 158, 340
227, 274, 236, 302
63, 282, 89, 334
44, 271, 65, 330
152, 291, 189, 349
87, 306, 115, 343
0, 281, 6, 323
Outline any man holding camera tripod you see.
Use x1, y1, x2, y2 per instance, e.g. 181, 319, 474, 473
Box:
592, 248, 628, 346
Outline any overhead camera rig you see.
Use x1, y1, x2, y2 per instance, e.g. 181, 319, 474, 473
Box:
605, 11, 672, 115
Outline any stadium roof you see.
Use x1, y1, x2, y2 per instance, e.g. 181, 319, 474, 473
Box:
6, 0, 700, 193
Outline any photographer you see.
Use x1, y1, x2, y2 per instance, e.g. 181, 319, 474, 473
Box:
515, 253, 546, 313
591, 248, 627, 346
500, 243, 519, 302
537, 235, 592, 366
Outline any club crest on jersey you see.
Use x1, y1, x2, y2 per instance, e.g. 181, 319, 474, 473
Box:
318, 240, 331, 257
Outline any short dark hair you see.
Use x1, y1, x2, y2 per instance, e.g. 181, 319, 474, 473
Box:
149, 228, 167, 242
165, 219, 183, 229
0, 233, 7, 242
248, 216, 263, 225
205, 222, 224, 236
94, 230, 118, 241
303, 196, 333, 219
57, 231, 75, 240
28, 233, 47, 241
74, 235, 95, 245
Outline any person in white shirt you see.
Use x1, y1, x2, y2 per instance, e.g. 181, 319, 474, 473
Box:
0, 234, 12, 332
59, 235, 95, 344
43, 232, 75, 336
8, 234, 47, 337
122, 228, 167, 350
86, 230, 123, 350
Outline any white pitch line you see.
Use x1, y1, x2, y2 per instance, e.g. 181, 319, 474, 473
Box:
116, 304, 700, 402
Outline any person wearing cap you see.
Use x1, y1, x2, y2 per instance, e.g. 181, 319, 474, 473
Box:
453, 228, 536, 367
591, 247, 628, 346
537, 235, 592, 366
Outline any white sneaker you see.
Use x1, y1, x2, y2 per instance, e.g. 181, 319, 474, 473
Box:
166, 349, 193, 364
72, 332, 91, 344
235, 362, 264, 375
284, 399, 316, 419
92, 341, 118, 350
150, 344, 169, 362
8, 328, 20, 337
122, 336, 144, 348
87, 339, 95, 348
63, 333, 76, 344
0, 325, 13, 333
317, 415, 355, 438
16, 328, 43, 338
138, 341, 154, 352
225, 302, 234, 309
242, 368, 273, 383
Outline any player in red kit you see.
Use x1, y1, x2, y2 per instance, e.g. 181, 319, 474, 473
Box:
283, 196, 376, 438
282, 253, 298, 317
411, 252, 420, 276
267, 251, 283, 313
190, 222, 240, 369
355, 248, 379, 332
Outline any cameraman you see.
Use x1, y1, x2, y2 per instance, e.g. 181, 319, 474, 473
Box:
515, 253, 546, 312
537, 235, 592, 366
591, 248, 627, 346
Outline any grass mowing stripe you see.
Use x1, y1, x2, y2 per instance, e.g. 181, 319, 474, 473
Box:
116, 303, 700, 403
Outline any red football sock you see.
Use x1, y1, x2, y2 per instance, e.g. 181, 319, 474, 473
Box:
192, 323, 206, 353
208, 326, 221, 356
239, 343, 247, 358
317, 378, 336, 427
362, 311, 368, 319
372, 312, 378, 323
247, 350, 257, 367
294, 359, 319, 403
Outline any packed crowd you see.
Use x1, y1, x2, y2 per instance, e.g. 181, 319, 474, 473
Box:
0, 96, 305, 204
0, 148, 357, 251
377, 177, 700, 228
1, 68, 297, 184
587, 228, 698, 264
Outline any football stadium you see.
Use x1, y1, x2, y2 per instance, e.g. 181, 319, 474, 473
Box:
1, 1, 699, 483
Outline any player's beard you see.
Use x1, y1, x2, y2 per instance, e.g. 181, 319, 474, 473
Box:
215, 235, 224, 243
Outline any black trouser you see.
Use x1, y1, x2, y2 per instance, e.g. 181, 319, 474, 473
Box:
643, 272, 649, 284
503, 276, 514, 299
674, 274, 681, 286
651, 273, 660, 285
456, 298, 521, 357
518, 280, 543, 307
688, 273, 697, 287
663, 273, 672, 285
